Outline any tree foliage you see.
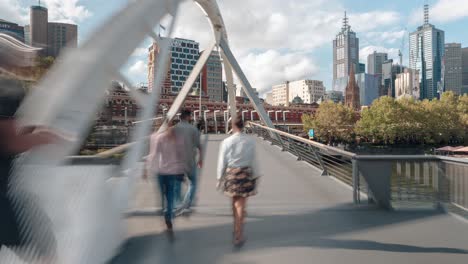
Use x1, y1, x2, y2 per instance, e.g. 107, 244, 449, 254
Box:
303, 92, 467, 146
356, 92, 466, 145
302, 101, 356, 144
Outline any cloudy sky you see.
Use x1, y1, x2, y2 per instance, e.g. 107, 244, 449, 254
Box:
2, 0, 468, 96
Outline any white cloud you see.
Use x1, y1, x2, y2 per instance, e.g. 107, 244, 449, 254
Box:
0, 0, 28, 24
410, 0, 468, 25
157, 0, 403, 91
238, 50, 318, 95
431, 0, 468, 23
360, 45, 400, 64
0, 0, 91, 25
128, 60, 148, 81
364, 30, 406, 45
42, 0, 92, 24
131, 47, 147, 57
350, 11, 401, 32
170, 0, 401, 54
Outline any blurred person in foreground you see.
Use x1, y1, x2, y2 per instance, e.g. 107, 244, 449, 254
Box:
174, 109, 202, 214
217, 115, 259, 247
144, 119, 186, 240
0, 34, 61, 262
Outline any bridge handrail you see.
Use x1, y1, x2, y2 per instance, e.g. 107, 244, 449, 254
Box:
248, 122, 468, 215
248, 122, 356, 158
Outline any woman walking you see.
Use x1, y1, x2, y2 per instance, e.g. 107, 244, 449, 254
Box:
217, 115, 259, 247
145, 119, 186, 239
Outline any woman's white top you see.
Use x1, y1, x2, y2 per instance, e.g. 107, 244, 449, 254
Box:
217, 132, 258, 180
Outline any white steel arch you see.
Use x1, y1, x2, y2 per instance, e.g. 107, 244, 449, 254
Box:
5, 1, 274, 263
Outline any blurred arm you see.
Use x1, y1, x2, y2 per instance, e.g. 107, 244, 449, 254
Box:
217, 141, 227, 181
0, 119, 55, 154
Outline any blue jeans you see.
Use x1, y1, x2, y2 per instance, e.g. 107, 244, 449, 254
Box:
157, 174, 181, 221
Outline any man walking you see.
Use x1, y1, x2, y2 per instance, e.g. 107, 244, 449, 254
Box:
175, 109, 203, 214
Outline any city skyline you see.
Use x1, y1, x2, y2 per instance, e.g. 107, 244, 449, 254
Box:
1, 0, 468, 95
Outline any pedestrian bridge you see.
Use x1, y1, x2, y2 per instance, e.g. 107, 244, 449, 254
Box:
108, 131, 468, 264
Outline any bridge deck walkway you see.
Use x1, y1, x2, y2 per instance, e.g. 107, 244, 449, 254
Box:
111, 135, 468, 264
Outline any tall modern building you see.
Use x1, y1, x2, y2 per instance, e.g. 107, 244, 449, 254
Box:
323, 90, 344, 103
462, 47, 468, 94
333, 12, 359, 92
201, 50, 223, 101
368, 52, 388, 76
148, 38, 200, 94
288, 80, 325, 104
382, 59, 406, 97
272, 82, 289, 106
444, 43, 462, 95
47, 22, 78, 58
0, 19, 25, 41
265, 92, 274, 105
409, 4, 445, 99
29, 5, 48, 53
25, 5, 78, 58
358, 63, 365, 74
355, 73, 380, 106
395, 69, 420, 99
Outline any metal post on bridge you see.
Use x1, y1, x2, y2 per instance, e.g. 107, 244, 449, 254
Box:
204, 110, 210, 134
242, 110, 249, 123
194, 109, 200, 127
352, 158, 361, 204
214, 110, 220, 134
251, 110, 256, 122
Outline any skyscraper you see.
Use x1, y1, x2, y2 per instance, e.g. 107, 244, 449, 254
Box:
47, 22, 78, 58
29, 5, 48, 53
444, 43, 462, 95
462, 47, 468, 94
201, 50, 223, 101
148, 38, 200, 94
25, 5, 78, 58
395, 69, 420, 99
368, 51, 388, 76
355, 73, 380, 106
359, 63, 365, 74
409, 4, 445, 99
333, 12, 359, 92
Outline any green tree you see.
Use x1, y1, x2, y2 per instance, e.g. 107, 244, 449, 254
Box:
458, 94, 468, 141
356, 96, 404, 144
302, 101, 356, 144
422, 92, 464, 144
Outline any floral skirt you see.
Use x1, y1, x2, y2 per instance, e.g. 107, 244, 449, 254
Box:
222, 167, 257, 198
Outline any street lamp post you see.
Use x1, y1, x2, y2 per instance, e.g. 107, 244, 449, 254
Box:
251, 110, 257, 122
214, 110, 220, 134
267, 110, 274, 125
224, 110, 229, 134
283, 110, 290, 133
242, 110, 249, 123
275, 111, 282, 122
124, 107, 128, 126
194, 110, 200, 126
204, 110, 210, 134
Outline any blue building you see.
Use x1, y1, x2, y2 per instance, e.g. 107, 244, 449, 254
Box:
355, 73, 380, 106
0, 19, 25, 42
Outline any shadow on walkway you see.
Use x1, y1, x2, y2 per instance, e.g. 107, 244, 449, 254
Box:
110, 204, 468, 264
